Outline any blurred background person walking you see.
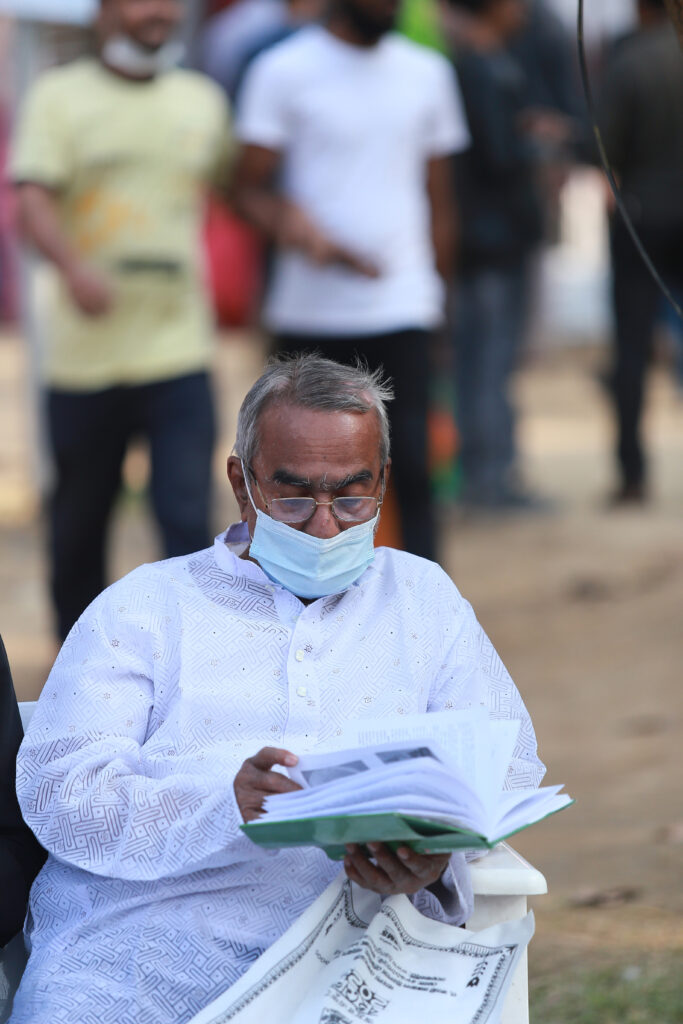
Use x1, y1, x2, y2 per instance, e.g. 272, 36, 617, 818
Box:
444, 0, 572, 511
201, 0, 289, 100
232, 0, 469, 561
10, 0, 233, 642
598, 0, 683, 505
213, 0, 325, 103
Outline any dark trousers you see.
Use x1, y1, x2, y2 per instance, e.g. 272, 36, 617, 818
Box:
452, 263, 529, 501
274, 329, 436, 562
0, 635, 46, 947
611, 218, 683, 488
47, 371, 216, 640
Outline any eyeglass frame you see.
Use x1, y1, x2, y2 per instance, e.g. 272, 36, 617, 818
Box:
245, 465, 385, 525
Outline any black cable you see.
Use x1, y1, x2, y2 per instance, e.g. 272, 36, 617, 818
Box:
577, 0, 683, 321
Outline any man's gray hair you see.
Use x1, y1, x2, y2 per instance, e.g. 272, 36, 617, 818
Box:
235, 353, 394, 467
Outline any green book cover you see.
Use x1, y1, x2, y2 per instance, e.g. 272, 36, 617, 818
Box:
241, 804, 572, 860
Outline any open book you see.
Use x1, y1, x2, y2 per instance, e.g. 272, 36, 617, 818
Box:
241, 710, 573, 858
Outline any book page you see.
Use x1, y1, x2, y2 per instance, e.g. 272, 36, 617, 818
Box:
275, 710, 522, 834
269, 758, 484, 824
347, 708, 520, 817
249, 709, 572, 846
346, 709, 488, 783
495, 786, 574, 838
262, 779, 484, 831
289, 740, 451, 790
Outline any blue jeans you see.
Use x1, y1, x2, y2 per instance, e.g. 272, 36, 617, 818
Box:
452, 265, 529, 502
47, 372, 216, 640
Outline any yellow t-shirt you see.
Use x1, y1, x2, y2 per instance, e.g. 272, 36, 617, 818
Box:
11, 59, 233, 390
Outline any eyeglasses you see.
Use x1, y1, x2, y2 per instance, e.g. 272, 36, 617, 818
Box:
250, 473, 383, 524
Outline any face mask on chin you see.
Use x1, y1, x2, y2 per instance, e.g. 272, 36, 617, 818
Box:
101, 35, 185, 78
242, 462, 380, 600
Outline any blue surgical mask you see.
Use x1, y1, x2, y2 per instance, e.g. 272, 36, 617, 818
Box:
242, 467, 378, 599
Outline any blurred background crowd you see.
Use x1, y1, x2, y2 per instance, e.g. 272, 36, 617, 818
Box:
0, 1, 682, 1017
2, 0, 681, 639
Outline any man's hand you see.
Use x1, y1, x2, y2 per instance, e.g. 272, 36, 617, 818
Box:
277, 202, 380, 278
343, 842, 450, 896
234, 746, 302, 823
231, 144, 379, 277
15, 184, 115, 316
65, 261, 115, 317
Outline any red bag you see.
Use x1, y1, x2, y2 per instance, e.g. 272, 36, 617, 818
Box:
203, 199, 263, 328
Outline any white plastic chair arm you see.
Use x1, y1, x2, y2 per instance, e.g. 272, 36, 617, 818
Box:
469, 842, 548, 897
467, 844, 547, 1024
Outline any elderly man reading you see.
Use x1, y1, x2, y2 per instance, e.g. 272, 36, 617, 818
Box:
12, 355, 544, 1024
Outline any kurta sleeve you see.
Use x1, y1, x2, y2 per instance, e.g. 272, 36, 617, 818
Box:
410, 566, 544, 926
16, 570, 253, 883
427, 570, 545, 791
410, 853, 474, 927
409, 573, 548, 925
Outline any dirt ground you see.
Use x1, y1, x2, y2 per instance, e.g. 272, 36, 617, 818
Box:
1, 327, 682, 976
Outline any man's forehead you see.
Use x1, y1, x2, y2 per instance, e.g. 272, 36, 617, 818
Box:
254, 402, 383, 476
258, 402, 381, 445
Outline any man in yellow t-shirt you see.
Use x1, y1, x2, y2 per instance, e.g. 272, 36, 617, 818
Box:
11, 0, 233, 641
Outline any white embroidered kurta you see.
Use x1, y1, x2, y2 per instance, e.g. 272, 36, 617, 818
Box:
12, 528, 544, 1024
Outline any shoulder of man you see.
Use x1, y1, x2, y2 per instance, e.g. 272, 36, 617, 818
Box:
165, 66, 228, 100
244, 23, 330, 78
25, 56, 99, 96
384, 32, 453, 74
164, 68, 232, 126
372, 545, 462, 596
91, 547, 214, 611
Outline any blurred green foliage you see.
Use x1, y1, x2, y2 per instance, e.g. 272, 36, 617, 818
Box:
530, 955, 683, 1024
398, 0, 446, 52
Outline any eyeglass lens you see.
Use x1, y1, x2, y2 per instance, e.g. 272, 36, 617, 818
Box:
269, 496, 378, 523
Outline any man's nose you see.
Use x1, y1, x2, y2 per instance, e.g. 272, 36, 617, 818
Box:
305, 502, 340, 539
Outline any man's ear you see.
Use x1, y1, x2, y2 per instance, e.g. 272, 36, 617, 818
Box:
227, 456, 250, 521
381, 459, 392, 493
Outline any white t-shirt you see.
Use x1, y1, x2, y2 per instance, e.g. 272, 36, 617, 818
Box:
236, 27, 470, 335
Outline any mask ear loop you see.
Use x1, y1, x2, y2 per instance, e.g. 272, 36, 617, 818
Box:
239, 459, 257, 510
372, 466, 387, 531
239, 459, 262, 543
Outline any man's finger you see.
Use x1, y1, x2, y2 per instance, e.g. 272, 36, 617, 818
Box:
248, 747, 298, 771
235, 766, 300, 796
345, 844, 395, 893
258, 771, 302, 795
368, 843, 420, 884
394, 846, 450, 880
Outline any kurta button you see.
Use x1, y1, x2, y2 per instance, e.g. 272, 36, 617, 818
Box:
295, 649, 305, 661
296, 686, 307, 697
